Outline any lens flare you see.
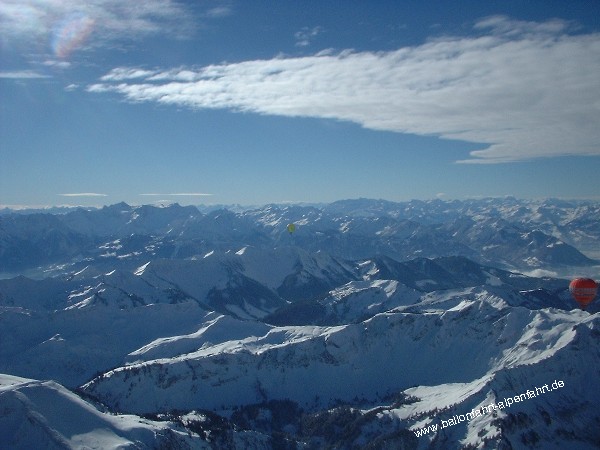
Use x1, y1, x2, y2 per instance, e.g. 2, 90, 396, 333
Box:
52, 12, 95, 58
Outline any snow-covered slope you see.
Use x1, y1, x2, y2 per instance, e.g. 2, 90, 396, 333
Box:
0, 374, 278, 449
0, 246, 356, 386
0, 374, 209, 449
318, 279, 422, 324
81, 292, 596, 415
0, 300, 212, 387
73, 292, 600, 449
343, 312, 600, 449
0, 247, 588, 388
126, 313, 273, 363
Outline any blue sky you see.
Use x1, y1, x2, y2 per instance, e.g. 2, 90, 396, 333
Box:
1, 0, 599, 208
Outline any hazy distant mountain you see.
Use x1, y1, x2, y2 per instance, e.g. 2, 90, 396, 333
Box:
1, 198, 597, 278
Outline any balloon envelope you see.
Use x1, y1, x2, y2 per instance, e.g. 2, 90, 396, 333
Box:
569, 278, 598, 309
287, 223, 296, 234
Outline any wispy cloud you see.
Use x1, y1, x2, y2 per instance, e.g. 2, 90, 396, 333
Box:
140, 193, 213, 197
100, 68, 159, 81
203, 6, 233, 19
42, 60, 72, 69
0, 70, 50, 79
0, 0, 192, 58
59, 193, 108, 197
295, 26, 323, 47
88, 16, 600, 163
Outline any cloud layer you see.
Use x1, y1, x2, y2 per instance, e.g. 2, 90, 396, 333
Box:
59, 193, 107, 197
88, 16, 600, 163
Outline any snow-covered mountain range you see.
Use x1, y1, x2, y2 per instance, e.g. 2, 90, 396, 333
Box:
0, 198, 598, 449
1, 197, 598, 278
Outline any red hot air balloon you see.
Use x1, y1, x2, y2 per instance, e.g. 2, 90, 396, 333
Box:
569, 278, 598, 310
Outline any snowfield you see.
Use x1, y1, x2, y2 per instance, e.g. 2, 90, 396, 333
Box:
0, 374, 211, 449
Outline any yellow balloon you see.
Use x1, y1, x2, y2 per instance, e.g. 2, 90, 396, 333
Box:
287, 223, 296, 234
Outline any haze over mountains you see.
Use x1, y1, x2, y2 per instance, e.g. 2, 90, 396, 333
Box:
0, 198, 598, 449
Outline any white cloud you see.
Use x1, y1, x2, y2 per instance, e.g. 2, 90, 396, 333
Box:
474, 15, 572, 37
522, 269, 559, 278
140, 193, 213, 197
0, 70, 50, 79
203, 6, 233, 19
295, 26, 323, 47
42, 60, 71, 69
88, 16, 600, 163
0, 0, 192, 57
100, 68, 159, 81
59, 193, 107, 197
